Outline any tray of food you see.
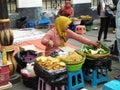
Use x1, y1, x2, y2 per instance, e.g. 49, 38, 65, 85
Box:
57, 51, 85, 65
80, 42, 110, 60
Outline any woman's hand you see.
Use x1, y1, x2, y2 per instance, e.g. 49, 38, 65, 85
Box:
91, 41, 100, 49
49, 40, 54, 47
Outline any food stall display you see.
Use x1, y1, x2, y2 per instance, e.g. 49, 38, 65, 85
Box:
57, 51, 85, 72
34, 56, 67, 86
71, 17, 81, 25
80, 43, 110, 60
80, 15, 92, 20
36, 56, 66, 71
80, 15, 93, 31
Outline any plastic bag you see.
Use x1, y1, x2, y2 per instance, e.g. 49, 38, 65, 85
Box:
16, 17, 27, 28
22, 75, 38, 90
34, 62, 68, 86
14, 50, 38, 69
82, 57, 112, 71
81, 19, 93, 26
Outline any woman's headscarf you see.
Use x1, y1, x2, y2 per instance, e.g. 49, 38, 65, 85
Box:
55, 16, 72, 47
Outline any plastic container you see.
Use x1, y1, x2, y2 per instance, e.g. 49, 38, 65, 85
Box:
2, 50, 7, 65
66, 62, 84, 72
86, 26, 92, 31
0, 66, 10, 86
102, 80, 120, 90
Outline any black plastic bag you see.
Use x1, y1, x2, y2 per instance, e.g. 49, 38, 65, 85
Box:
82, 57, 112, 71
14, 50, 38, 69
81, 19, 93, 26
22, 75, 39, 90
34, 62, 68, 86
16, 17, 27, 28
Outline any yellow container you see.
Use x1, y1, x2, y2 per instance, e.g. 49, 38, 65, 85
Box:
2, 50, 7, 65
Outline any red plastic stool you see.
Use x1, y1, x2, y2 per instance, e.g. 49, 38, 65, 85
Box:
75, 25, 86, 34
50, 23, 55, 29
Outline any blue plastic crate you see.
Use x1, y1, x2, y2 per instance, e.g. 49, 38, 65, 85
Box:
102, 80, 120, 90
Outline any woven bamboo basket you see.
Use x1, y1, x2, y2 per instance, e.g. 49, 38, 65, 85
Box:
81, 42, 110, 60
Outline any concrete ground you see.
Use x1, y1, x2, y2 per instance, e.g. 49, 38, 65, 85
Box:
5, 19, 120, 90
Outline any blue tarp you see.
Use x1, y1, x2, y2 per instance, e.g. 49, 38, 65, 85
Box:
38, 18, 51, 25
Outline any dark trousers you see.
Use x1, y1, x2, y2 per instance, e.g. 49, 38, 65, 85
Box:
98, 17, 110, 41
110, 16, 116, 29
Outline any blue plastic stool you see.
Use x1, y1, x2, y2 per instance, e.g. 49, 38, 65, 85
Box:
102, 80, 120, 90
26, 21, 35, 28
65, 69, 85, 90
83, 68, 109, 88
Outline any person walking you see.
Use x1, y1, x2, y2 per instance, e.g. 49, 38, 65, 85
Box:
111, 0, 118, 34
97, 0, 115, 42
116, 0, 120, 62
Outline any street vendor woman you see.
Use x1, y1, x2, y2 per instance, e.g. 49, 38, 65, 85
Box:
41, 16, 100, 56
57, 0, 74, 18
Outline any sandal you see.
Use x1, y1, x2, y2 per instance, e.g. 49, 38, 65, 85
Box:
112, 30, 116, 34
103, 39, 112, 42
114, 75, 120, 79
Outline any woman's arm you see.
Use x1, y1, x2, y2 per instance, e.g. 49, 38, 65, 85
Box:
41, 30, 53, 46
66, 30, 96, 46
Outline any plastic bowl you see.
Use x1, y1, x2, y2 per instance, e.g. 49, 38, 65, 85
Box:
66, 62, 84, 72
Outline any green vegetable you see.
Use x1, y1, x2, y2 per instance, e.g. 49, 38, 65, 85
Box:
81, 44, 109, 55
101, 43, 110, 52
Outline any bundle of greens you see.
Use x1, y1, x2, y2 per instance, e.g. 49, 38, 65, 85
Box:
81, 43, 110, 59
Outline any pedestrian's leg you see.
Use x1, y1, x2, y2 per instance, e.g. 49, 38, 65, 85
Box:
98, 18, 105, 41
103, 17, 111, 42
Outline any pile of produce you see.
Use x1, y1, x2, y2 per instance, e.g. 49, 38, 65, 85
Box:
81, 43, 110, 59
34, 56, 67, 86
57, 51, 85, 65
80, 15, 92, 20
36, 56, 66, 71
